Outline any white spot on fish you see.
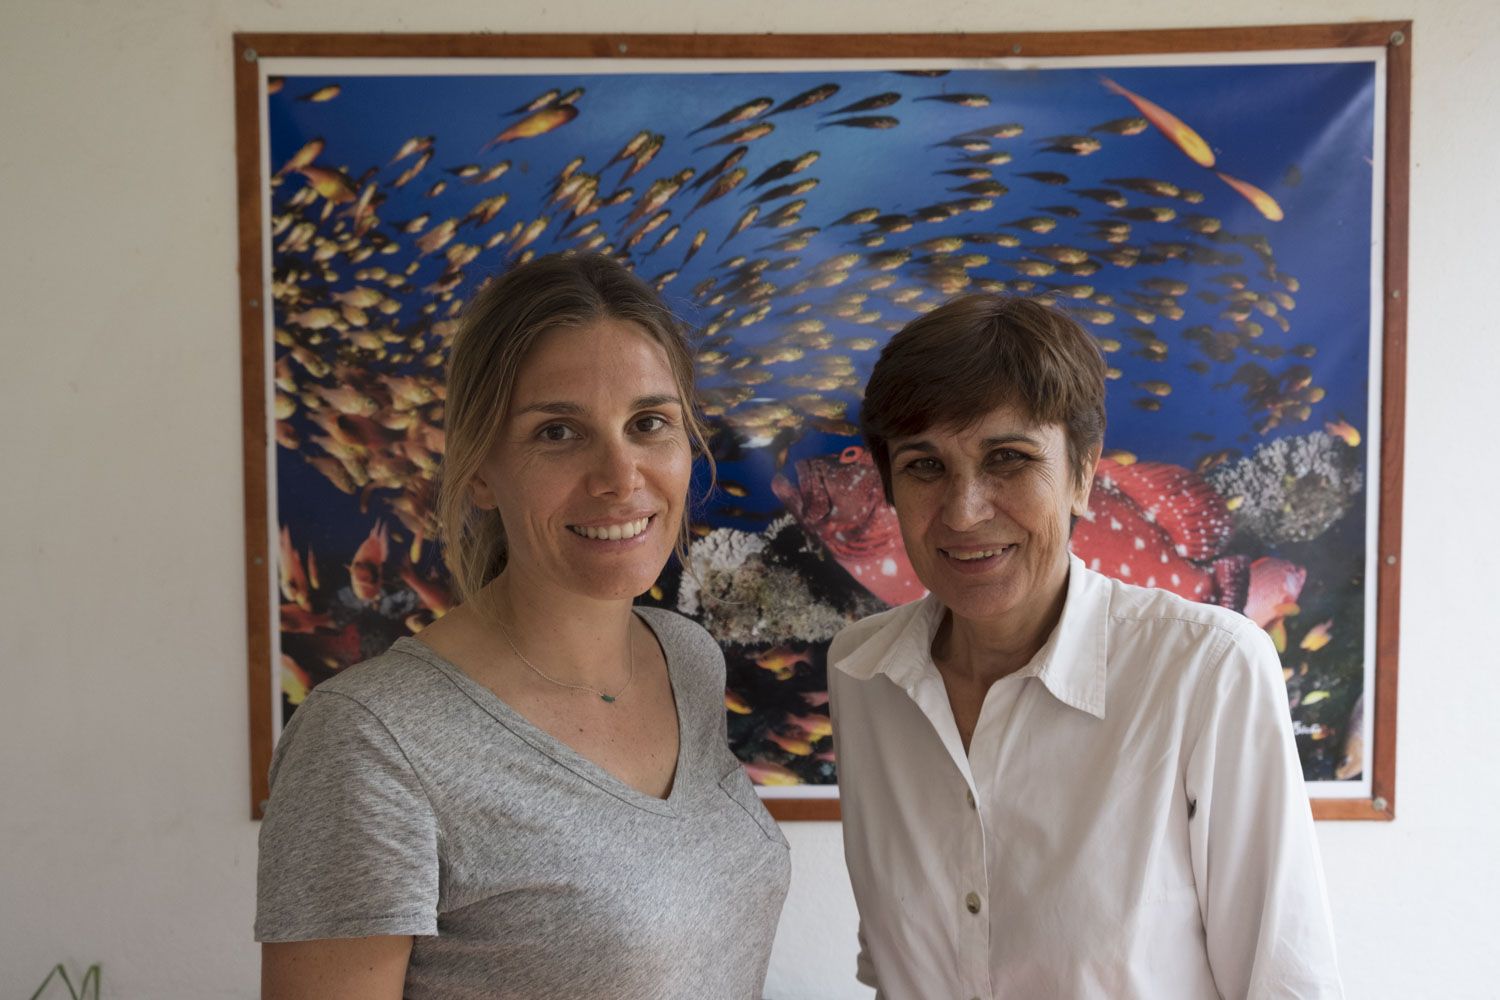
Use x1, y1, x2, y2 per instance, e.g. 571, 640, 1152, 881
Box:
881, 558, 897, 576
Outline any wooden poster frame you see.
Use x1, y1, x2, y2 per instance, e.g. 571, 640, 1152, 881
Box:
236, 23, 1409, 822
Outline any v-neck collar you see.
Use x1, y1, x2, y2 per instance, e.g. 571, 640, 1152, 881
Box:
392, 608, 689, 818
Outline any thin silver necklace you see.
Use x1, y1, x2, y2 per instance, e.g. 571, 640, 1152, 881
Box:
492, 610, 635, 705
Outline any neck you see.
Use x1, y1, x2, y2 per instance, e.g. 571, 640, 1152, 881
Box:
482, 570, 637, 688
934, 558, 1072, 684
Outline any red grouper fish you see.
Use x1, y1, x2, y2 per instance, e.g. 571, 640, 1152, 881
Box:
771, 447, 927, 607
1071, 458, 1306, 629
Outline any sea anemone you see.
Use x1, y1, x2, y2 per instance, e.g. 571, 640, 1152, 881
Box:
1206, 430, 1363, 544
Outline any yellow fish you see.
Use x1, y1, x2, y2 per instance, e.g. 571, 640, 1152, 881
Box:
1300, 620, 1334, 652
1215, 171, 1284, 222
483, 105, 579, 150
1325, 419, 1361, 447
1101, 77, 1215, 168
277, 138, 324, 177
299, 84, 341, 103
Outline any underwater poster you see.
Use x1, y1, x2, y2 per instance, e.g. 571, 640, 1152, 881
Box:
246, 42, 1394, 813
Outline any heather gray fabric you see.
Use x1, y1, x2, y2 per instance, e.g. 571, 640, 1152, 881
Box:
256, 607, 790, 999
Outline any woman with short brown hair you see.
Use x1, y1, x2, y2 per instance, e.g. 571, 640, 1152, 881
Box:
831, 293, 1342, 999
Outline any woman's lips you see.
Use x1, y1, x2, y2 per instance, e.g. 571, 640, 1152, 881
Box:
938, 543, 1017, 572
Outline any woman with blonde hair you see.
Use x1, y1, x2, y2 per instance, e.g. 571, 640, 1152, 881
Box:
256, 253, 789, 999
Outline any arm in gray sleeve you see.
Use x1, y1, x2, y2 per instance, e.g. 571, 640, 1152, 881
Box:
255, 690, 440, 942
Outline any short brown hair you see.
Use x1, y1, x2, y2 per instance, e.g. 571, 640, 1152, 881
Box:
438, 252, 711, 603
860, 294, 1107, 500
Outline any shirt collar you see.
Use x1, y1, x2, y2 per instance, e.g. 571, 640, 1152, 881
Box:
831, 554, 1110, 719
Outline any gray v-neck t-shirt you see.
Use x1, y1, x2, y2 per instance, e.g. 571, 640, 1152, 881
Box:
256, 607, 791, 999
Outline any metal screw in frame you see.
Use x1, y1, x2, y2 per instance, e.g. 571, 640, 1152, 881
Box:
1373, 796, 1389, 812
1389, 31, 1405, 47
244, 48, 258, 62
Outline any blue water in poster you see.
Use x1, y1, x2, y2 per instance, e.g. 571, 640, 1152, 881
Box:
263, 60, 1377, 786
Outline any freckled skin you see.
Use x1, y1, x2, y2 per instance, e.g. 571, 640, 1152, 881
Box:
470, 318, 693, 605
888, 404, 1098, 636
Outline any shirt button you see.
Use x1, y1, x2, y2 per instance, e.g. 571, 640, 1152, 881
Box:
965, 891, 982, 914
966, 787, 976, 809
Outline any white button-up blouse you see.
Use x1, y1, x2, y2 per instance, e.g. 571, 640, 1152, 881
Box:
829, 556, 1342, 1000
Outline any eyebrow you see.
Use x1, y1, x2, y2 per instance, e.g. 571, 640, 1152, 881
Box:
511, 393, 683, 418
889, 432, 1043, 460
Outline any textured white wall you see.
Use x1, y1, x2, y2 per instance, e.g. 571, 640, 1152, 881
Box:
2, 1, 1496, 997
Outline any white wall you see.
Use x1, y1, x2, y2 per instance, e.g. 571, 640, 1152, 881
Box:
2, 1, 1495, 997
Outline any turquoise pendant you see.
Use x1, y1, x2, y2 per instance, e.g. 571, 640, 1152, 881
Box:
600, 694, 616, 703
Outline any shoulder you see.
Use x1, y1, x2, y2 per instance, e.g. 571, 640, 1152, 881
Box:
307, 639, 454, 722
635, 605, 726, 689
636, 605, 722, 658
831, 598, 929, 662
1094, 570, 1282, 707
1101, 571, 1256, 654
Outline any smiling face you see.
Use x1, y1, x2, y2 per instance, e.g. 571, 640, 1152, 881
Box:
470, 317, 693, 604
888, 402, 1098, 632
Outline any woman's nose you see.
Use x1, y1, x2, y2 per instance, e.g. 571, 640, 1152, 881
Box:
588, 435, 645, 497
941, 475, 993, 530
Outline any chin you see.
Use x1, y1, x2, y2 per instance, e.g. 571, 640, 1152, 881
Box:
934, 582, 1028, 623
573, 557, 672, 602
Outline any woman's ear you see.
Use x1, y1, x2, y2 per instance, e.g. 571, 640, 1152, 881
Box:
468, 473, 497, 511
1071, 444, 1102, 517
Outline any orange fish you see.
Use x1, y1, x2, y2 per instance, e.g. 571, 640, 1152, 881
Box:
299, 84, 341, 103
719, 206, 757, 250
725, 691, 753, 715
1325, 418, 1361, 447
280, 603, 334, 634
276, 138, 324, 177
278, 527, 313, 611
349, 520, 390, 603
1215, 171, 1284, 221
1300, 620, 1334, 652
392, 150, 433, 189
743, 761, 802, 787
787, 713, 833, 740
696, 122, 774, 152
389, 134, 434, 164
754, 646, 811, 681
281, 654, 312, 705
400, 562, 454, 615
483, 105, 579, 150
296, 166, 357, 204
768, 732, 814, 756
1100, 77, 1215, 168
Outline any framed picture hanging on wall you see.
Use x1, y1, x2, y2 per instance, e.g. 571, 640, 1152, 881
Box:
236, 23, 1410, 822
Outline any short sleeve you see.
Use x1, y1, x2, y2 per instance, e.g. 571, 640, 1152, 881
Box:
255, 689, 440, 942
1184, 622, 1343, 998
